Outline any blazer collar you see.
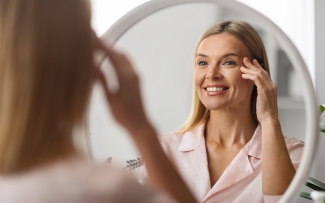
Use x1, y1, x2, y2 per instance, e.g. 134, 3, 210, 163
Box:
205, 125, 262, 200
178, 122, 262, 201
178, 124, 205, 152
247, 124, 262, 159
178, 122, 262, 158
178, 123, 210, 199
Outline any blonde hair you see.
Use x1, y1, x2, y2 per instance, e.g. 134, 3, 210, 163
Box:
179, 21, 270, 133
0, 0, 94, 174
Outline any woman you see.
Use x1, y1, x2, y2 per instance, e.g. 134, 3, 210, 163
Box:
0, 0, 197, 202
146, 21, 304, 203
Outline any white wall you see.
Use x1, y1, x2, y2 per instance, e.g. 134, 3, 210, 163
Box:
91, 0, 150, 36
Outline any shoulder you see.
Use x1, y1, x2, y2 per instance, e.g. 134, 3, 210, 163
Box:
284, 136, 304, 150
96, 164, 178, 203
158, 124, 205, 154
0, 158, 175, 203
155, 131, 188, 164
284, 137, 304, 169
158, 131, 185, 149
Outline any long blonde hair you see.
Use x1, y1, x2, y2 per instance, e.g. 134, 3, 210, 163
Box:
0, 0, 94, 174
179, 21, 270, 133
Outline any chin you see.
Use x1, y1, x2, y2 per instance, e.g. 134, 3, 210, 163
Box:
203, 103, 227, 111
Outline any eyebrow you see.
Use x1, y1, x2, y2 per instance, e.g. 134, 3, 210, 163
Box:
196, 53, 239, 58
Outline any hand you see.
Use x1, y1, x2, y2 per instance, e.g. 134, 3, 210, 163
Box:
94, 38, 150, 133
92, 36, 197, 203
241, 57, 278, 123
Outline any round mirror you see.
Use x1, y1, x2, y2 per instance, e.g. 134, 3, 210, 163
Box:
86, 0, 318, 202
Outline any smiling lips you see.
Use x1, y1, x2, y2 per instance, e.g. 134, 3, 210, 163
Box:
204, 85, 229, 95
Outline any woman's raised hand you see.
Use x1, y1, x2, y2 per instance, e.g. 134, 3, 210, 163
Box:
94, 38, 150, 134
93, 37, 198, 203
240, 57, 278, 123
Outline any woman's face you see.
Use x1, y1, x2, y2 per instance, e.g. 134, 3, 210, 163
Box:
194, 33, 254, 111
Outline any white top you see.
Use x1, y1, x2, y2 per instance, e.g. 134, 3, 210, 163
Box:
0, 156, 177, 203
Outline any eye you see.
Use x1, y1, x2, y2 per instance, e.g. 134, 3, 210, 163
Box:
223, 60, 236, 66
198, 61, 208, 66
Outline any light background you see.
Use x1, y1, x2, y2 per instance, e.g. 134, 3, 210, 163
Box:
90, 1, 325, 202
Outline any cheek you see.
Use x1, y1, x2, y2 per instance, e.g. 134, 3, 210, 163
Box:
238, 77, 254, 94
229, 69, 254, 90
193, 69, 205, 87
226, 68, 243, 82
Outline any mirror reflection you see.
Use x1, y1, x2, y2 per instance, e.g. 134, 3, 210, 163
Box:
88, 2, 306, 202
89, 3, 306, 163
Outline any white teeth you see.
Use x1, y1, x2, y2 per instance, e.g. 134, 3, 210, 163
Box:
206, 87, 226, 92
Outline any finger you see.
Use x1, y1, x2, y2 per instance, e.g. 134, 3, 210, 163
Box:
240, 66, 260, 75
241, 74, 271, 97
240, 66, 269, 82
93, 34, 122, 60
95, 67, 116, 101
243, 57, 261, 71
241, 58, 271, 82
95, 38, 123, 68
242, 72, 277, 95
252, 59, 264, 70
96, 39, 124, 68
91, 29, 100, 49
242, 73, 268, 87
97, 40, 136, 82
242, 73, 259, 83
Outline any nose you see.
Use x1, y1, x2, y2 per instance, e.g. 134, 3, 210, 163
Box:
205, 65, 222, 80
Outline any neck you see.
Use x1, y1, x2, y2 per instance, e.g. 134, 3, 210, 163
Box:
205, 106, 257, 147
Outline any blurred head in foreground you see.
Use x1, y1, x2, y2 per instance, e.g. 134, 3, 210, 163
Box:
0, 0, 95, 174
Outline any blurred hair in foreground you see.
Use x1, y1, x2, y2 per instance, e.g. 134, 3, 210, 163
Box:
0, 0, 94, 174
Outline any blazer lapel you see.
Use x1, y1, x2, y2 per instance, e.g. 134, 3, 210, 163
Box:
205, 143, 254, 198
179, 124, 211, 199
204, 125, 262, 201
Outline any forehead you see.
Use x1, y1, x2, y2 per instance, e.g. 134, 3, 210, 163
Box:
197, 33, 249, 57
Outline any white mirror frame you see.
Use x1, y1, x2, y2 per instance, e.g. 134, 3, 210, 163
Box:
98, 0, 319, 202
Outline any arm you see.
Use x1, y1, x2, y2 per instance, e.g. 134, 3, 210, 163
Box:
241, 57, 296, 195
94, 38, 196, 203
260, 119, 296, 195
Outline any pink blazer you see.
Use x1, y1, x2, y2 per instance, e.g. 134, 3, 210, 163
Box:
143, 123, 304, 203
